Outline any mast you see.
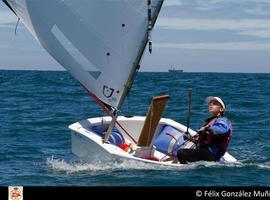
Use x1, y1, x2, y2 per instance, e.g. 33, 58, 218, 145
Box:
103, 0, 164, 143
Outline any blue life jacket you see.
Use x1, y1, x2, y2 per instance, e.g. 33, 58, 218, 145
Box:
198, 116, 232, 158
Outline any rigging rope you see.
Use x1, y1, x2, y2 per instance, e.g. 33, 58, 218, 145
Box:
147, 0, 152, 53
15, 18, 20, 35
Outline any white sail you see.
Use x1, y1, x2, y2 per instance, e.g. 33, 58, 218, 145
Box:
6, 0, 163, 108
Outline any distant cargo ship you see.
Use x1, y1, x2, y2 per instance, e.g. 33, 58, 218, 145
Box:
168, 67, 183, 72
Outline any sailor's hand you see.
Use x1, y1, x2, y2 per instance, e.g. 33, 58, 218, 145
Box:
183, 132, 191, 140
197, 127, 211, 136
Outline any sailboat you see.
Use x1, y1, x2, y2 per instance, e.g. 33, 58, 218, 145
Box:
4, 0, 236, 166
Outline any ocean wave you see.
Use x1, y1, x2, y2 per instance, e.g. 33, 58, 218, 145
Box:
46, 156, 266, 174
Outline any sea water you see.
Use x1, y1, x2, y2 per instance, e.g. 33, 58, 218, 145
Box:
1, 70, 270, 186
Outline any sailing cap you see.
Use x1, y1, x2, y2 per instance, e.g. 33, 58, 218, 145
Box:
206, 96, 226, 110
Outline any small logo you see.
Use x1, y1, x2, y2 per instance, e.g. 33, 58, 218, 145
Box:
103, 85, 114, 98
9, 186, 23, 200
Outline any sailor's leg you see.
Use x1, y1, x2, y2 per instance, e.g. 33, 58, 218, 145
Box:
177, 148, 216, 164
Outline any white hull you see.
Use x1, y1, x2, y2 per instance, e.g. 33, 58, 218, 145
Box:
69, 116, 237, 167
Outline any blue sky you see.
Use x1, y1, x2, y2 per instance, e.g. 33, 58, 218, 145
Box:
1, 0, 270, 72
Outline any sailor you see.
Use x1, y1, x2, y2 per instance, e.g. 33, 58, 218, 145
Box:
176, 96, 232, 164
